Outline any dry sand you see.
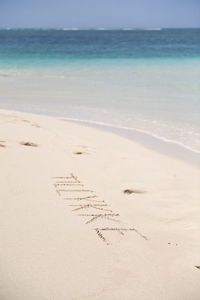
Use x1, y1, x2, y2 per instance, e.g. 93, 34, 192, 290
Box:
0, 109, 200, 300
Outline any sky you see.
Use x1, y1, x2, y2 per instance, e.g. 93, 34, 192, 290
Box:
0, 0, 199, 29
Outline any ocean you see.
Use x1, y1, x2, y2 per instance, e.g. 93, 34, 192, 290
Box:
0, 28, 200, 153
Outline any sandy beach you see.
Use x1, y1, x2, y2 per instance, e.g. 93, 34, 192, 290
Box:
0, 108, 200, 300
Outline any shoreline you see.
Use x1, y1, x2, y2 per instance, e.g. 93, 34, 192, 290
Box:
1, 107, 200, 168
61, 117, 200, 168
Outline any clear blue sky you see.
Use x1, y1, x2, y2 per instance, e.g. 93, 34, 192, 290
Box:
0, 0, 199, 28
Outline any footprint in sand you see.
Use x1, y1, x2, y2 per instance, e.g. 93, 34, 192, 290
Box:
0, 141, 6, 148
123, 189, 145, 194
31, 124, 41, 128
20, 141, 38, 147
168, 242, 178, 246
22, 120, 41, 128
74, 151, 89, 155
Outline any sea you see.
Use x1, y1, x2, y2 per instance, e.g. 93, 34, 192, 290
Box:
0, 28, 200, 155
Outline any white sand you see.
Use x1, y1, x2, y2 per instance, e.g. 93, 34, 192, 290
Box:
0, 109, 200, 300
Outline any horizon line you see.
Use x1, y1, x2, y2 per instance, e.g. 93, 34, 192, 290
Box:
0, 27, 199, 30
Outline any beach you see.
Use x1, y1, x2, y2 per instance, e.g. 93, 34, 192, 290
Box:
1, 29, 200, 154
1, 108, 200, 299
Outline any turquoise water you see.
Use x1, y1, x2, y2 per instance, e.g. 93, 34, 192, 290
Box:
0, 29, 200, 153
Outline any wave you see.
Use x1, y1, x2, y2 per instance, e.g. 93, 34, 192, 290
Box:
122, 28, 134, 31
0, 73, 9, 77
144, 28, 162, 31
60, 117, 200, 155
62, 28, 80, 31
122, 28, 162, 31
